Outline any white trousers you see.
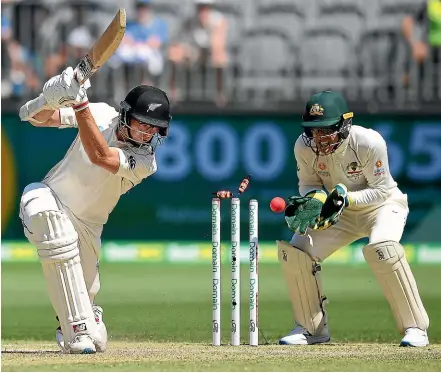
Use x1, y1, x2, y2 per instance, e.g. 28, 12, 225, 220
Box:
72, 214, 101, 302
290, 202, 409, 262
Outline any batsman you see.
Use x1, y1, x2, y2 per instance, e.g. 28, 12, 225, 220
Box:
19, 67, 172, 353
278, 91, 429, 347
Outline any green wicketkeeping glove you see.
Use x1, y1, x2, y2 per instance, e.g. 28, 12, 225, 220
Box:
313, 184, 351, 230
284, 190, 328, 235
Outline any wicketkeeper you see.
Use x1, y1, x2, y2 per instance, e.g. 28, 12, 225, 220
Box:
19, 67, 172, 353
278, 91, 429, 347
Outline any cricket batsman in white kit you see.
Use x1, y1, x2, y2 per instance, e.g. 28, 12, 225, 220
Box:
277, 91, 429, 347
19, 67, 172, 354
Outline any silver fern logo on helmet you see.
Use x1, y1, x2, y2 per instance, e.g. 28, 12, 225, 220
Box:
147, 103, 162, 112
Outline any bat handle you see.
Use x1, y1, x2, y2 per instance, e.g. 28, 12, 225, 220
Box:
19, 93, 50, 121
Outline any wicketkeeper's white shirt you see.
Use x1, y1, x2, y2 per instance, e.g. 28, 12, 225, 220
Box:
43, 103, 157, 228
294, 125, 408, 211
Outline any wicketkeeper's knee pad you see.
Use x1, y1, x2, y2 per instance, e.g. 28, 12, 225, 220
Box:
277, 240, 327, 335
363, 241, 429, 333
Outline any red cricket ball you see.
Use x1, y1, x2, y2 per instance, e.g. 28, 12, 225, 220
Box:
270, 197, 286, 213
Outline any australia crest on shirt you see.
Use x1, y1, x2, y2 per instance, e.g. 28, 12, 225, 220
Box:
345, 161, 363, 180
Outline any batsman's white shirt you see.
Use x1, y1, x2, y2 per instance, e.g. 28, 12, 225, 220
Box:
291, 125, 409, 261
41, 103, 157, 299
44, 102, 157, 228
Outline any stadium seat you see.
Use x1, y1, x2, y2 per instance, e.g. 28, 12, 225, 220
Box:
255, 1, 305, 46
298, 25, 355, 97
316, 1, 366, 43
356, 26, 407, 102
233, 27, 296, 103
377, 0, 425, 28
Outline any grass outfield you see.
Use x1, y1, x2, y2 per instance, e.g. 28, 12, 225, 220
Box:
2, 263, 441, 371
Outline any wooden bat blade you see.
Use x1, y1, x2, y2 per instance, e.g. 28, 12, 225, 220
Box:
75, 8, 126, 84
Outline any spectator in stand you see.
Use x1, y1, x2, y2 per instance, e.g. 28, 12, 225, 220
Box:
1, 10, 39, 98
115, 0, 168, 87
168, 0, 228, 106
65, 26, 93, 68
402, 0, 441, 99
43, 2, 100, 80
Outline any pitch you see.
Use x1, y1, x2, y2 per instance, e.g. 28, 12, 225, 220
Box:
3, 341, 441, 371
2, 263, 441, 371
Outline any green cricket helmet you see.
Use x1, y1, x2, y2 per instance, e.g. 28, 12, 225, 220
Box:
301, 91, 353, 155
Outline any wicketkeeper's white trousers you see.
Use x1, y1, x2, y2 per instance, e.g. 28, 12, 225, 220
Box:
290, 202, 409, 261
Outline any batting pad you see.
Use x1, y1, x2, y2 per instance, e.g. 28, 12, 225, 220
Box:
277, 240, 326, 335
363, 241, 429, 333
20, 185, 99, 347
43, 256, 99, 346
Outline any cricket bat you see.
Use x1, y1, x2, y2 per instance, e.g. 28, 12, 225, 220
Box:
19, 8, 126, 121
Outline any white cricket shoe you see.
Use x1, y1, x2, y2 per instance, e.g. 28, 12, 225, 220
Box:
279, 324, 330, 345
56, 305, 108, 353
92, 305, 108, 352
68, 335, 96, 354
400, 328, 429, 347
55, 324, 66, 353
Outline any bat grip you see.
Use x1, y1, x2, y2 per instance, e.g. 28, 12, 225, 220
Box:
19, 93, 50, 121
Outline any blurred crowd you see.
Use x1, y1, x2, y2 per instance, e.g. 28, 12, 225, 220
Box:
1, 0, 440, 108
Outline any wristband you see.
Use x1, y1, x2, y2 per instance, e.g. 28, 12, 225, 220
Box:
73, 100, 89, 112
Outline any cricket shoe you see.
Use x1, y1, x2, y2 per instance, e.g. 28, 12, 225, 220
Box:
56, 305, 108, 353
68, 335, 96, 354
92, 305, 108, 352
279, 324, 330, 345
400, 328, 429, 347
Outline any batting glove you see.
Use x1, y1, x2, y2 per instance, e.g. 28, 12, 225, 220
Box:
43, 67, 90, 111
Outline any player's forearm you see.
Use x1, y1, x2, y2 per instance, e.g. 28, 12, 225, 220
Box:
75, 108, 112, 163
23, 99, 60, 127
402, 16, 415, 43
29, 109, 60, 126
211, 28, 226, 57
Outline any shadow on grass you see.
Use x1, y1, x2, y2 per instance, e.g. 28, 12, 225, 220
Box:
2, 349, 60, 354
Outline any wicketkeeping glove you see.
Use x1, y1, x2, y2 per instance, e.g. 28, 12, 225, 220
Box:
43, 66, 90, 111
284, 190, 327, 235
312, 183, 350, 230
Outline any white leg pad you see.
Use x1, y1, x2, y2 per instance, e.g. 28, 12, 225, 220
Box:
363, 241, 429, 334
20, 184, 99, 348
42, 256, 99, 346
277, 240, 327, 335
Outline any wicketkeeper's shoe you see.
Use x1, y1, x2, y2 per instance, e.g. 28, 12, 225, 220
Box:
400, 328, 429, 347
68, 335, 96, 354
56, 305, 108, 353
279, 324, 330, 345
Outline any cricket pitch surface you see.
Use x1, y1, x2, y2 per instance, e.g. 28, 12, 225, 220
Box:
2, 341, 441, 371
